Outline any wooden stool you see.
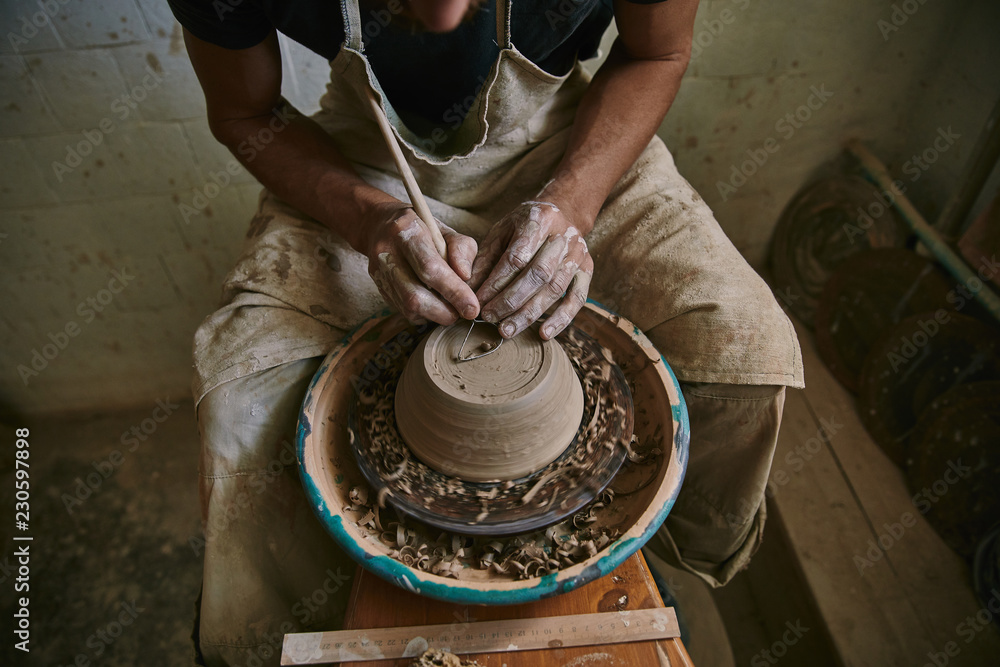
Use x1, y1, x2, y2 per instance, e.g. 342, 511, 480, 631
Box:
336, 551, 693, 666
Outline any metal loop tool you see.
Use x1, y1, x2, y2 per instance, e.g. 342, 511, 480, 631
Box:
456, 319, 504, 362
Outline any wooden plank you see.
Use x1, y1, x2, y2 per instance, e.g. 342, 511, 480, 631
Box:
787, 316, 1000, 661
768, 388, 937, 663
740, 514, 842, 667
335, 552, 693, 666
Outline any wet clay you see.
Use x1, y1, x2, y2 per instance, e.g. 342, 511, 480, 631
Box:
409, 649, 481, 666
395, 323, 584, 482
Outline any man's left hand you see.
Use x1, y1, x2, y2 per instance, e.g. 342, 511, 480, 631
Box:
469, 201, 593, 341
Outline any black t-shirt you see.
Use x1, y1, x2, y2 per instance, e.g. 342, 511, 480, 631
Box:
168, 0, 616, 127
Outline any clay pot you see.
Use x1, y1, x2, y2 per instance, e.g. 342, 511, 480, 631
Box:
394, 322, 584, 482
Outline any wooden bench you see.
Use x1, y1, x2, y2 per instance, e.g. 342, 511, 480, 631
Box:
759, 317, 1000, 664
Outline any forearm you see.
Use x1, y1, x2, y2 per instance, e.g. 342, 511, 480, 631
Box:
538, 41, 689, 232
212, 103, 403, 253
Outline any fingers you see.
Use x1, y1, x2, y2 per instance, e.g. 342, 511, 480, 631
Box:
439, 223, 478, 282
396, 218, 479, 320
540, 260, 593, 340
480, 233, 570, 327
475, 215, 547, 304
464, 201, 594, 338
372, 251, 460, 325
495, 258, 579, 338
468, 226, 510, 292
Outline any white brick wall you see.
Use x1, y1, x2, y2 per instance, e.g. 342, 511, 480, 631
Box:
0, 55, 59, 135
0, 0, 331, 414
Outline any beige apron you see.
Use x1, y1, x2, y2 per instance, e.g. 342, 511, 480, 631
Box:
191, 0, 803, 406
193, 1, 803, 662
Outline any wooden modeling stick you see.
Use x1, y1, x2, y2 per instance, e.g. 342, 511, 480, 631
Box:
365, 87, 448, 259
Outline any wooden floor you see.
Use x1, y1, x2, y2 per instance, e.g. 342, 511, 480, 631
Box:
748, 317, 1000, 665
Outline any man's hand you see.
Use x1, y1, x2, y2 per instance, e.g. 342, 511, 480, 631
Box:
458, 0, 697, 341
469, 201, 593, 341
366, 203, 481, 325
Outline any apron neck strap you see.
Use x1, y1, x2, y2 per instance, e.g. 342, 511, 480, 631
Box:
342, 0, 512, 52
343, 0, 364, 51
496, 0, 512, 49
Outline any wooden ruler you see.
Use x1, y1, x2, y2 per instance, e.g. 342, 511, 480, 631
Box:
281, 607, 680, 665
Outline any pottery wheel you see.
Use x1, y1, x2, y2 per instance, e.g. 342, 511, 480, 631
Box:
814, 248, 954, 393
769, 174, 909, 326
348, 322, 633, 536
858, 312, 1000, 466
906, 382, 1000, 558
395, 323, 584, 482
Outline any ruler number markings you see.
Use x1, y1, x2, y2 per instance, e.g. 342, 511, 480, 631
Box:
282, 608, 679, 665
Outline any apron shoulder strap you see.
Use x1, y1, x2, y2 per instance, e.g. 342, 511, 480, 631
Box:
342, 0, 364, 51
496, 0, 512, 49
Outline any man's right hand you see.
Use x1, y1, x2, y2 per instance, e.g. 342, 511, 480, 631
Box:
181, 27, 480, 326
365, 203, 481, 325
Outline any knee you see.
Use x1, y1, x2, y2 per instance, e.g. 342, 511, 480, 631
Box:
197, 357, 324, 474
642, 276, 803, 388
648, 383, 786, 584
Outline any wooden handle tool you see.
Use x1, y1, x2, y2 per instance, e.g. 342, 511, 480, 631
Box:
365, 87, 448, 259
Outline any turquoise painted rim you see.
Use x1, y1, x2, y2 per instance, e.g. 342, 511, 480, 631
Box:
296, 301, 690, 605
